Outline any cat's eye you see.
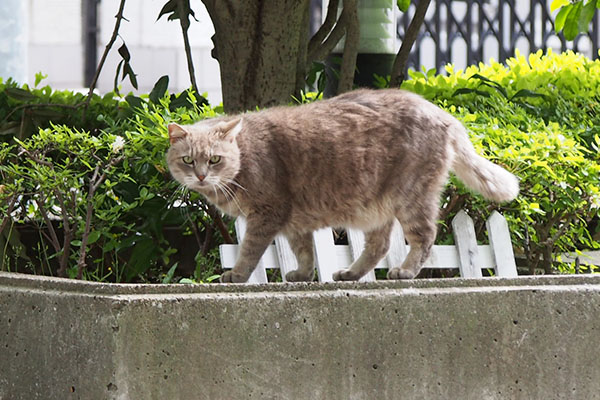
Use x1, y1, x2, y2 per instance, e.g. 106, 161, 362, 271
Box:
182, 156, 194, 165
209, 155, 222, 165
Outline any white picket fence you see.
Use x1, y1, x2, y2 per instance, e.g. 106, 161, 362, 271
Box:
219, 210, 518, 283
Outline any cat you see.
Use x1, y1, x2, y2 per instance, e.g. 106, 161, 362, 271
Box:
166, 88, 519, 283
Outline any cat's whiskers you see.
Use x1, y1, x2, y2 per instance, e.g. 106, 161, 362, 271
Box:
214, 180, 246, 216
221, 178, 247, 193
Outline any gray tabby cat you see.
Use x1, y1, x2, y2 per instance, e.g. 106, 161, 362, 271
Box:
167, 89, 519, 283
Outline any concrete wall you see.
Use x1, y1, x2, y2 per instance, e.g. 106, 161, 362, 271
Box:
1, 272, 600, 400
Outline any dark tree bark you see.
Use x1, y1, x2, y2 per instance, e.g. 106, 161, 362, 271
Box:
202, 0, 432, 112
202, 0, 311, 113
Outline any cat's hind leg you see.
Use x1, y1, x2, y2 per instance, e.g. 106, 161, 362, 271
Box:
284, 231, 315, 282
388, 209, 436, 279
333, 221, 393, 281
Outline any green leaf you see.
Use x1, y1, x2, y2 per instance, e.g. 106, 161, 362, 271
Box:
564, 1, 583, 40
125, 94, 144, 110
510, 89, 547, 101
554, 4, 572, 32
118, 43, 131, 62
34, 72, 48, 87
5, 88, 36, 101
149, 75, 169, 103
397, 0, 410, 12
114, 59, 124, 94
579, 0, 597, 33
452, 88, 477, 96
551, 0, 571, 13
87, 230, 101, 245
162, 262, 178, 284
122, 63, 138, 90
157, 0, 177, 21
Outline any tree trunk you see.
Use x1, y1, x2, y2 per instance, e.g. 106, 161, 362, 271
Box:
202, 0, 310, 113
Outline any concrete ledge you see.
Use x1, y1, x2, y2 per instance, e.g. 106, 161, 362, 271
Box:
2, 272, 600, 399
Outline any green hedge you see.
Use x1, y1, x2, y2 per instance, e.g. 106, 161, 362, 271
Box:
401, 49, 600, 274
0, 50, 598, 282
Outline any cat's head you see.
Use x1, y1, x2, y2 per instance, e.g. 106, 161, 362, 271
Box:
166, 118, 243, 194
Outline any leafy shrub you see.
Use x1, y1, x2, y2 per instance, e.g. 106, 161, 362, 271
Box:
0, 75, 122, 142
0, 85, 222, 283
401, 50, 600, 273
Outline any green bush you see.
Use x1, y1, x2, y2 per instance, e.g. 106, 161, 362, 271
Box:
0, 85, 222, 283
401, 49, 600, 274
0, 75, 123, 142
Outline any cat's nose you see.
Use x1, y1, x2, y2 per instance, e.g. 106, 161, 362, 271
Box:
196, 174, 206, 182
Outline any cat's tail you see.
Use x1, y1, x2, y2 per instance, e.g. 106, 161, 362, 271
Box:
449, 121, 519, 203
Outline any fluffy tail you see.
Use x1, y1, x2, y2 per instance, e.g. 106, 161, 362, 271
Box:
449, 122, 519, 202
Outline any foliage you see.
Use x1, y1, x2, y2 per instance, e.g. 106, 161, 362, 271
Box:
0, 74, 122, 142
0, 83, 221, 283
401, 50, 600, 273
551, 0, 599, 40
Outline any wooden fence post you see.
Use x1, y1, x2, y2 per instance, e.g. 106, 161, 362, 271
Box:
486, 211, 518, 277
452, 210, 483, 278
313, 228, 338, 282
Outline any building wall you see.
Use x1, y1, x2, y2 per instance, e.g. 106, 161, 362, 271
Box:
26, 0, 223, 104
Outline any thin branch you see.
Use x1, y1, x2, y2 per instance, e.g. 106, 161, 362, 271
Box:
307, 0, 340, 56
390, 0, 432, 87
201, 224, 214, 256
206, 204, 234, 244
52, 188, 73, 276
0, 195, 17, 235
34, 198, 61, 255
337, 0, 359, 94
188, 216, 204, 251
84, 0, 128, 108
306, 8, 348, 68
77, 156, 124, 279
178, 0, 199, 94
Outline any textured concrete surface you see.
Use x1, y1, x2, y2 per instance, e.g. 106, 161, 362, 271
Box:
1, 272, 600, 400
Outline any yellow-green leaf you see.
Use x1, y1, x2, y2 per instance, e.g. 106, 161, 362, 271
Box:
551, 0, 571, 13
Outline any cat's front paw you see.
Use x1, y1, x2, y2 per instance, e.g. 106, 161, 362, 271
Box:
332, 269, 361, 281
285, 270, 314, 282
387, 267, 417, 280
220, 270, 249, 283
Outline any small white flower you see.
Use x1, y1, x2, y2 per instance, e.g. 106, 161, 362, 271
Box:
111, 136, 125, 153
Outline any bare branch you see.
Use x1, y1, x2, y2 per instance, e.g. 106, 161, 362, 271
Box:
77, 157, 124, 279
306, 8, 348, 68
84, 0, 128, 108
178, 0, 199, 94
34, 198, 61, 255
0, 195, 17, 235
337, 0, 359, 94
307, 0, 340, 56
390, 0, 432, 87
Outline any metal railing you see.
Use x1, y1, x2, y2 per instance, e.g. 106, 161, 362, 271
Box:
398, 0, 600, 72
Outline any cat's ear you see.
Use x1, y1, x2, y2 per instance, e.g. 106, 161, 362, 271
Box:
168, 123, 188, 144
218, 118, 243, 143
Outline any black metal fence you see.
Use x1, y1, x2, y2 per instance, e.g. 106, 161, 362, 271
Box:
398, 0, 600, 73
